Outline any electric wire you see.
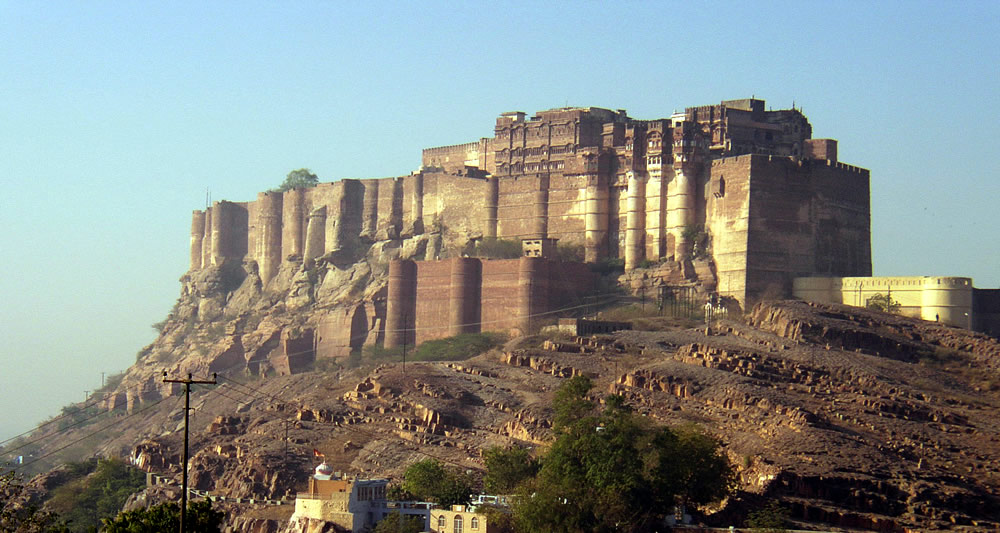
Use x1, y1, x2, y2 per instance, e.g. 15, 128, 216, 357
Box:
3, 284, 639, 469
16, 395, 179, 471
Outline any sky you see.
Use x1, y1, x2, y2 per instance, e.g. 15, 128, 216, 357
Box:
1, 1, 998, 443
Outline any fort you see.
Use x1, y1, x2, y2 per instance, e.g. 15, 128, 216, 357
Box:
183, 98, 883, 353
190, 97, 870, 312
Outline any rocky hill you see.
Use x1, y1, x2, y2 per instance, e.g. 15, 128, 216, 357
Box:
7, 236, 1000, 532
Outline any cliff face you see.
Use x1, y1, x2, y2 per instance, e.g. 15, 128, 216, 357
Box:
106, 230, 440, 413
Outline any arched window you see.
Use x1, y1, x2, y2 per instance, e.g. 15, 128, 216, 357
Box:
454, 515, 464, 533
438, 515, 446, 529
471, 516, 480, 529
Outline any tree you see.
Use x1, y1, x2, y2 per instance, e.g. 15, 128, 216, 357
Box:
1, 468, 68, 532
102, 500, 224, 533
512, 377, 735, 533
746, 500, 790, 532
398, 459, 473, 507
866, 293, 901, 314
483, 446, 539, 494
373, 511, 424, 533
276, 168, 318, 192
48, 457, 146, 530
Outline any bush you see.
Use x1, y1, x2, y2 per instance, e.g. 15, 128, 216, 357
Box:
471, 238, 522, 259
411, 332, 506, 362
746, 500, 790, 532
555, 243, 585, 262
590, 257, 625, 274
373, 512, 423, 533
48, 457, 146, 531
866, 293, 901, 314
103, 500, 223, 532
399, 459, 473, 507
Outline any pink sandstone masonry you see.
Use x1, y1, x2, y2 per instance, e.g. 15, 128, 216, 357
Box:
189, 97, 871, 309
385, 257, 597, 347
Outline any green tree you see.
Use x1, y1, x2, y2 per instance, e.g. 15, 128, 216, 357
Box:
102, 500, 223, 533
513, 377, 735, 533
48, 457, 146, 531
276, 168, 319, 192
373, 511, 424, 533
866, 293, 901, 314
398, 459, 473, 507
746, 500, 790, 532
483, 446, 539, 494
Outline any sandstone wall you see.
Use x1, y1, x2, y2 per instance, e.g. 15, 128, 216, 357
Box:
188, 149, 870, 309
421, 141, 483, 172
793, 276, 974, 328
545, 174, 589, 245
386, 257, 597, 346
705, 156, 752, 303
743, 155, 870, 302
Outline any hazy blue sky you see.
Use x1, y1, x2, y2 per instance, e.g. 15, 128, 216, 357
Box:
2, 1, 998, 442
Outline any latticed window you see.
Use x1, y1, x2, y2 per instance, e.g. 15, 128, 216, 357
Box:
438, 515, 446, 529
471, 516, 480, 529
454, 516, 464, 533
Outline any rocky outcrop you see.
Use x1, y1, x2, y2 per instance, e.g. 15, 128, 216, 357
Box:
105, 233, 439, 414
26, 294, 1000, 532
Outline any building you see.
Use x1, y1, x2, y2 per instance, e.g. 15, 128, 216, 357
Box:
421, 98, 870, 304
291, 464, 433, 532
430, 505, 499, 533
187, 98, 872, 355
793, 275, 1000, 334
291, 463, 512, 532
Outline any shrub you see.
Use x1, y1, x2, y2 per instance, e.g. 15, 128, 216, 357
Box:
48, 457, 146, 531
471, 238, 522, 259
411, 332, 506, 362
866, 293, 901, 314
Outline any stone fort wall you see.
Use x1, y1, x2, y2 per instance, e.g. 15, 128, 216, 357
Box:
190, 154, 869, 307
793, 276, 974, 328
384, 257, 597, 347
190, 99, 872, 311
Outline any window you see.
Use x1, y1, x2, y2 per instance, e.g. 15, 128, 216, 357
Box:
454, 516, 464, 533
438, 515, 447, 529
471, 517, 480, 529
714, 177, 726, 198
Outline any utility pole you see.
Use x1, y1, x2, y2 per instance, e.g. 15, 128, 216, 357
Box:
163, 372, 217, 533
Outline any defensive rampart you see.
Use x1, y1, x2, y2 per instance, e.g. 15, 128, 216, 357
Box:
189, 99, 873, 309
385, 257, 597, 347
793, 276, 974, 328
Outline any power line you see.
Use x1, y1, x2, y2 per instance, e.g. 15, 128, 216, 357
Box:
0, 384, 172, 456
16, 396, 177, 471
4, 290, 628, 473
162, 372, 217, 533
